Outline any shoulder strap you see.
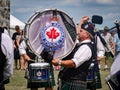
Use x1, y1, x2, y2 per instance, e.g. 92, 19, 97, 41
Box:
97, 32, 107, 47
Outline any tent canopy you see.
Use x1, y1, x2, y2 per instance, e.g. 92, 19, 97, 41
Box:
10, 15, 25, 30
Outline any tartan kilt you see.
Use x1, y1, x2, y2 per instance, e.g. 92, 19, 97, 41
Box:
87, 60, 102, 89
59, 80, 87, 90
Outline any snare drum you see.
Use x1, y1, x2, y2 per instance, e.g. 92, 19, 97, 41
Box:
29, 63, 50, 82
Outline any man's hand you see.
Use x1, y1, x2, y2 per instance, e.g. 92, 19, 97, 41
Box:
52, 59, 59, 66
77, 16, 90, 32
82, 16, 90, 23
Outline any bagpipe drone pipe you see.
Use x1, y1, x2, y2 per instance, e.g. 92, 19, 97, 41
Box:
108, 19, 120, 39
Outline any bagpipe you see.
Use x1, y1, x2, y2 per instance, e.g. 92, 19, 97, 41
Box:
86, 15, 103, 90
24, 9, 77, 83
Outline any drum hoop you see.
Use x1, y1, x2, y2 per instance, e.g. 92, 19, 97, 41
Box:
29, 62, 50, 67
24, 9, 77, 59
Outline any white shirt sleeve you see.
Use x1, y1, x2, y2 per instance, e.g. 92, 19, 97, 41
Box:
1, 33, 14, 81
72, 45, 92, 68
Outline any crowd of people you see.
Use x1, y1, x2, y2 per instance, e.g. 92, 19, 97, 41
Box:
0, 15, 120, 90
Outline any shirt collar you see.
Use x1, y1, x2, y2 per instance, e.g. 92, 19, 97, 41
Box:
80, 40, 91, 44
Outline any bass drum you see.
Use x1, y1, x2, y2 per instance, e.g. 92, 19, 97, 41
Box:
24, 9, 77, 59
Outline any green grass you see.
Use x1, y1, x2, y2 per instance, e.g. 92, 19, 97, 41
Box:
5, 57, 113, 90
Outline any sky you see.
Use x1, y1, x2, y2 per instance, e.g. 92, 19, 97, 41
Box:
11, 0, 120, 29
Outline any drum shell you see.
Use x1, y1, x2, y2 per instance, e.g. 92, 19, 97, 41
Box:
29, 63, 50, 82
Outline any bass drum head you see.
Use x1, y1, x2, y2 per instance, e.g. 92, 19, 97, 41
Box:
24, 9, 77, 59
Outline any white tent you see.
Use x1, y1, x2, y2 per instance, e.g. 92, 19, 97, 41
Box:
10, 15, 25, 30
10, 15, 25, 37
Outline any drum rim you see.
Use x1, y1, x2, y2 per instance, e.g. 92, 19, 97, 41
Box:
29, 62, 50, 67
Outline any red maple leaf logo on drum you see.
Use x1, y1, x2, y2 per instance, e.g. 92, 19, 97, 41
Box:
46, 28, 60, 40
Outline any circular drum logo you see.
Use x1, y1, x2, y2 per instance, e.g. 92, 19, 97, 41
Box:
41, 22, 65, 51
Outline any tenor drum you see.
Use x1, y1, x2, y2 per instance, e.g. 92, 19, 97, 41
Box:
24, 9, 77, 59
29, 63, 50, 82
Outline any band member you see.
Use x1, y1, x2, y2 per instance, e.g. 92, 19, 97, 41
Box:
87, 28, 105, 90
0, 32, 14, 90
52, 16, 96, 90
19, 40, 55, 90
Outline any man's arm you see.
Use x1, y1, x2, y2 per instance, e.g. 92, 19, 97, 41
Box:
2, 34, 14, 81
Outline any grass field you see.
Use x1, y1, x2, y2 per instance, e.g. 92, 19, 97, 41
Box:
5, 58, 113, 90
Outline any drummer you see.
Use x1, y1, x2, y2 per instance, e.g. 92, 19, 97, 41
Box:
19, 40, 55, 90
52, 16, 96, 90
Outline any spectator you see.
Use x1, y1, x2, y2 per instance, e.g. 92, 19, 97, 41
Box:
101, 26, 113, 70
113, 29, 120, 58
12, 25, 21, 69
17, 30, 27, 70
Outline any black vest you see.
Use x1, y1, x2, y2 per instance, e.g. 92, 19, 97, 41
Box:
0, 33, 7, 82
59, 42, 96, 81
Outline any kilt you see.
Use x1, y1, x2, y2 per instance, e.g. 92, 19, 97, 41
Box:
27, 64, 55, 88
87, 59, 102, 89
59, 80, 87, 90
